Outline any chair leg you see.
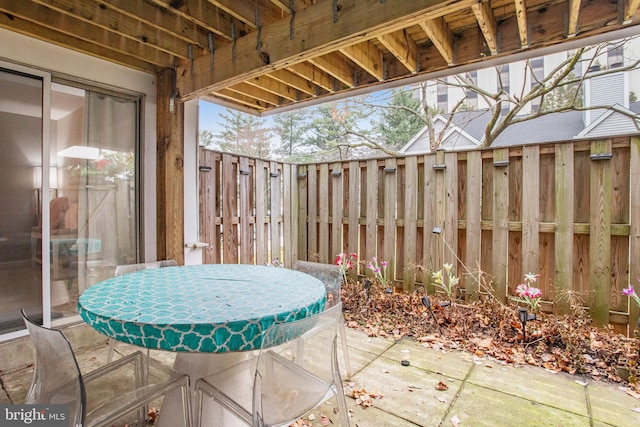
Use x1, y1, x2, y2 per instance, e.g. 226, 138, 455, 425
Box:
339, 322, 352, 378
106, 338, 116, 363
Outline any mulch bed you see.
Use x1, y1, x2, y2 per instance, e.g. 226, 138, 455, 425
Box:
341, 278, 640, 393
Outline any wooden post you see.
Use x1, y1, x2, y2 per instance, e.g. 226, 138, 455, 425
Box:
554, 143, 574, 314
403, 156, 418, 292
521, 146, 540, 278
156, 68, 184, 264
492, 148, 510, 302
628, 137, 640, 334
465, 150, 482, 300
589, 139, 612, 327
348, 161, 360, 280
383, 158, 397, 286
331, 162, 344, 262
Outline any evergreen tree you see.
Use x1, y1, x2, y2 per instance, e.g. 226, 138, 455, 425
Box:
307, 101, 368, 152
375, 87, 425, 148
272, 109, 313, 159
214, 109, 272, 158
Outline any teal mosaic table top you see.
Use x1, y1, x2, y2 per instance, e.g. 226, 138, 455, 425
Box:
78, 264, 326, 352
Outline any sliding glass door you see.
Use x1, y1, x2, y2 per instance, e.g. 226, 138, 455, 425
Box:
0, 64, 140, 337
0, 68, 44, 334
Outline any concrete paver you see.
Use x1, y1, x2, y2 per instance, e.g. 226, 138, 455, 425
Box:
2, 324, 640, 426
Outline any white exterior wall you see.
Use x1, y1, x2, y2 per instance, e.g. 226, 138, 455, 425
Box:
544, 52, 568, 75
509, 60, 531, 114
0, 28, 158, 261
476, 67, 497, 110
446, 76, 467, 111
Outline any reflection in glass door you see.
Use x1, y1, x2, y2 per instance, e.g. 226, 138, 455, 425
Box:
0, 64, 139, 337
0, 68, 44, 334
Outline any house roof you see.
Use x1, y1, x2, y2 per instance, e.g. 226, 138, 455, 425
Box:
401, 102, 640, 153
1, 1, 640, 116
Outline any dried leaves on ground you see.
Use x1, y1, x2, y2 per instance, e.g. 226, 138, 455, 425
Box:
342, 280, 640, 391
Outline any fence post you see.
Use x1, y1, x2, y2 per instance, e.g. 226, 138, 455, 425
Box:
589, 139, 612, 327
554, 143, 574, 314
403, 156, 418, 292
628, 137, 640, 334
465, 151, 482, 301
492, 148, 510, 302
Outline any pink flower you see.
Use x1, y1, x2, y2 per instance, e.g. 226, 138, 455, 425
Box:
622, 285, 636, 296
515, 284, 528, 298
380, 261, 388, 268
525, 287, 542, 299
335, 253, 345, 266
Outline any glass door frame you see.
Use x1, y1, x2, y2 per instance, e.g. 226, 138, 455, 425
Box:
0, 60, 53, 341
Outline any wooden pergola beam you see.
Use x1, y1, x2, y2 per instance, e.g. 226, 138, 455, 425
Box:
625, 0, 640, 23
567, 0, 582, 37
420, 16, 455, 65
245, 75, 299, 102
308, 52, 356, 88
340, 40, 385, 82
471, 0, 498, 55
213, 88, 270, 110
268, 69, 318, 96
177, 0, 473, 99
228, 82, 282, 106
377, 29, 418, 74
0, 0, 173, 65
514, 0, 529, 48
148, 0, 249, 42
287, 62, 336, 93
31, 0, 201, 59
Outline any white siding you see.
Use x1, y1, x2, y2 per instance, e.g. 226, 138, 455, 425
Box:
584, 113, 638, 138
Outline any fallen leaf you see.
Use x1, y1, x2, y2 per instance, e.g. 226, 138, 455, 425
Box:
436, 381, 449, 391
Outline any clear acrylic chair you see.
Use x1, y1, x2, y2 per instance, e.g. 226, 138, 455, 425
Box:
107, 259, 178, 362
194, 303, 350, 427
22, 309, 192, 427
293, 260, 352, 377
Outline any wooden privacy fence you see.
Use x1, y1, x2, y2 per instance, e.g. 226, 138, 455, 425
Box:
198, 136, 640, 333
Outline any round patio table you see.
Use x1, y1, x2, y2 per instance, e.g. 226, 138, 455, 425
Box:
78, 263, 327, 426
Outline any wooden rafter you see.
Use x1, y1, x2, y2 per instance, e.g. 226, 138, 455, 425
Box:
308, 53, 356, 88
340, 41, 385, 81
287, 62, 335, 93
213, 89, 269, 110
2, 0, 639, 114
377, 30, 418, 74
105, 0, 211, 49
31, 0, 201, 58
227, 82, 281, 106
419, 17, 455, 65
625, 0, 640, 23
245, 75, 299, 102
514, 0, 529, 48
147, 0, 247, 42
178, 0, 476, 98
268, 69, 318, 96
0, 0, 173, 65
269, 0, 291, 14
0, 9, 155, 71
568, 0, 582, 37
471, 0, 498, 55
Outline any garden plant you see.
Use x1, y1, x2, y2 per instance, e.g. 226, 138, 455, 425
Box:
337, 253, 640, 393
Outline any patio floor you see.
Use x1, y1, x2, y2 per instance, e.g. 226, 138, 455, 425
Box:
2, 326, 639, 426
